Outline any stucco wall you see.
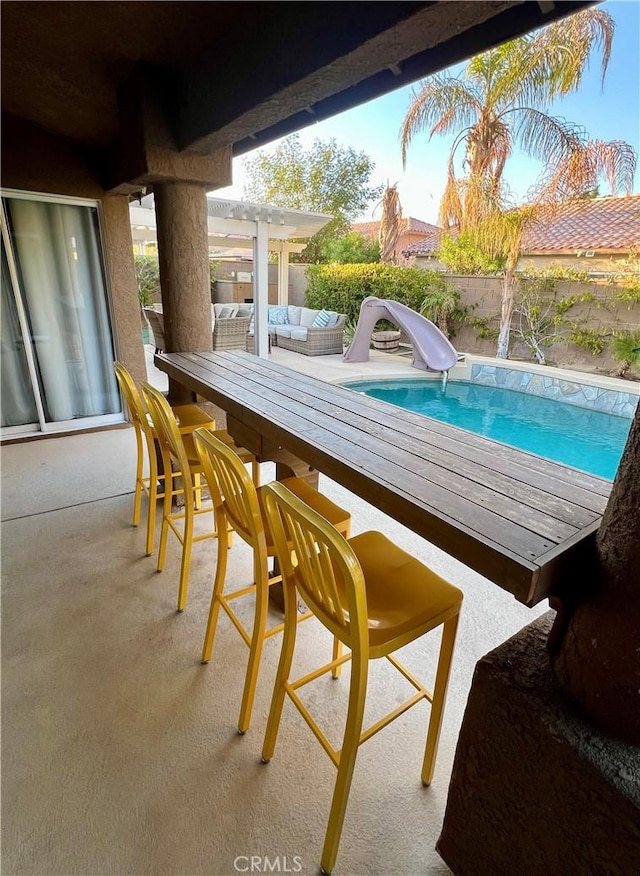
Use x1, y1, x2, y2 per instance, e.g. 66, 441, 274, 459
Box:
447, 275, 640, 374
517, 253, 630, 273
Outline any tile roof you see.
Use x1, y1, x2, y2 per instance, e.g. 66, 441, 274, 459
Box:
403, 229, 445, 255
521, 195, 640, 253
352, 217, 441, 238
403, 195, 640, 256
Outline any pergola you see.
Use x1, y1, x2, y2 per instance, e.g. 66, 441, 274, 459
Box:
130, 195, 332, 355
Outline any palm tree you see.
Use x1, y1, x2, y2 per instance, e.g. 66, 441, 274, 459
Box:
400, 7, 636, 358
377, 183, 403, 264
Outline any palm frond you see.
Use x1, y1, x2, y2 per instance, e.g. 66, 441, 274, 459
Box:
438, 161, 463, 230
489, 7, 614, 111
532, 138, 636, 204
508, 107, 584, 167
400, 75, 481, 166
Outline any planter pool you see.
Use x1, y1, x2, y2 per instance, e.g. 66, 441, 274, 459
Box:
342, 376, 636, 480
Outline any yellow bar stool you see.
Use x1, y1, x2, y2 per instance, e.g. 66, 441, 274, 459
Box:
141, 383, 258, 612
193, 428, 351, 735
114, 361, 216, 556
260, 481, 463, 876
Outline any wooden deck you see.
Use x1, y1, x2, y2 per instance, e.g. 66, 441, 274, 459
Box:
155, 351, 611, 606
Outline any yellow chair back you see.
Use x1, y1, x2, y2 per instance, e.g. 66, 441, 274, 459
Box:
114, 361, 155, 445
192, 427, 264, 554
142, 383, 197, 505
262, 480, 368, 652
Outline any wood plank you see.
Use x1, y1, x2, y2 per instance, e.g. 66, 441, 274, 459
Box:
219, 357, 602, 529
229, 353, 611, 509
161, 352, 565, 556
165, 353, 599, 547
228, 352, 612, 502
155, 352, 606, 606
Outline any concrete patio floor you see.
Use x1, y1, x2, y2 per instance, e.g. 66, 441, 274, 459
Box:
2, 345, 548, 876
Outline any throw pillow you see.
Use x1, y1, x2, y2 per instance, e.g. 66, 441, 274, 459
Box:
311, 308, 333, 328
287, 305, 302, 326
268, 305, 289, 325
213, 302, 238, 319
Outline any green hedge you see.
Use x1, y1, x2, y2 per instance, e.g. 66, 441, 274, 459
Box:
304, 263, 451, 322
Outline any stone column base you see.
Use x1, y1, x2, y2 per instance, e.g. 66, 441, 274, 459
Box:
437, 612, 640, 875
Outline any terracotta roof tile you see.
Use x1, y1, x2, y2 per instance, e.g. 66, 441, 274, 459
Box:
521, 195, 640, 252
351, 217, 441, 239
403, 229, 445, 255
403, 195, 640, 256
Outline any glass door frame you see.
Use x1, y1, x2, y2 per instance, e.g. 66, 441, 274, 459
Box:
1, 188, 125, 438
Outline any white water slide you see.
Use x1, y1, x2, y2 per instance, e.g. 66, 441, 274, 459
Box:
343, 296, 458, 372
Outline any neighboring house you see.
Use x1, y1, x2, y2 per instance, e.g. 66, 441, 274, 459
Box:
352, 217, 441, 264
403, 194, 640, 274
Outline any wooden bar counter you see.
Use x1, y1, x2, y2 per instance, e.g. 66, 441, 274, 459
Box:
155, 351, 610, 607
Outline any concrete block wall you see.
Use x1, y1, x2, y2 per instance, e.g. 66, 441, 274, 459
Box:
447, 275, 640, 373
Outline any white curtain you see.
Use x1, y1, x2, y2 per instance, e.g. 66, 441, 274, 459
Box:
6, 198, 119, 423
1, 242, 38, 426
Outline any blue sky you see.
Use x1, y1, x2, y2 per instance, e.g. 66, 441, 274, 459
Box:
214, 0, 640, 225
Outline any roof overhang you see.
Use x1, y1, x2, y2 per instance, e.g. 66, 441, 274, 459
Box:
2, 1, 597, 161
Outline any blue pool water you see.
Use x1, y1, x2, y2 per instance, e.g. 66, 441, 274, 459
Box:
343, 378, 633, 480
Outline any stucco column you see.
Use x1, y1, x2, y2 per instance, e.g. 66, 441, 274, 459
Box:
552, 403, 640, 745
101, 194, 147, 386
154, 182, 211, 402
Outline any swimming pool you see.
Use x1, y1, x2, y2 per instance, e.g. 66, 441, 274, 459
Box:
342, 378, 634, 480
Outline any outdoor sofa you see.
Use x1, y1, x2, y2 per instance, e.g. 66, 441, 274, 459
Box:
263, 304, 346, 355
213, 302, 346, 356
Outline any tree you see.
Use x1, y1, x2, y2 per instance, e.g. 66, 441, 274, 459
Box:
242, 134, 383, 262
323, 232, 380, 264
377, 183, 402, 264
400, 7, 636, 358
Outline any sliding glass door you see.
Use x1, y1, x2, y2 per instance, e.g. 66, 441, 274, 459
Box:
1, 192, 122, 436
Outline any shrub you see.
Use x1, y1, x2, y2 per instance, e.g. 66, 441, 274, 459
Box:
610, 329, 640, 377
134, 255, 160, 306
304, 263, 454, 324
439, 232, 505, 275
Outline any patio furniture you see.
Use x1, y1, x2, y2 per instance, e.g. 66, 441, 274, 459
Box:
154, 351, 611, 607
113, 361, 215, 556
267, 305, 346, 356
371, 329, 401, 351
193, 427, 351, 734
143, 307, 166, 353
141, 382, 259, 612
212, 314, 252, 351
260, 480, 463, 875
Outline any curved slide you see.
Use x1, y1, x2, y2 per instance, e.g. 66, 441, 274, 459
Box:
343, 296, 458, 372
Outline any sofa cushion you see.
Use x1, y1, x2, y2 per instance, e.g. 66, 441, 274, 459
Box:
290, 327, 308, 341
287, 305, 302, 325
326, 311, 340, 327
311, 308, 334, 328
268, 305, 289, 325
300, 308, 320, 328
213, 303, 239, 319
275, 326, 292, 339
